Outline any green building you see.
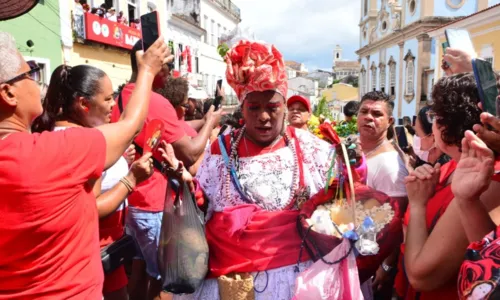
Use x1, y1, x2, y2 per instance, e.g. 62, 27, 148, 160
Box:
0, 0, 62, 84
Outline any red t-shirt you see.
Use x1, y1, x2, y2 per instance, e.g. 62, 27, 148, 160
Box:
182, 120, 198, 138
111, 83, 186, 211
396, 159, 500, 300
0, 128, 106, 299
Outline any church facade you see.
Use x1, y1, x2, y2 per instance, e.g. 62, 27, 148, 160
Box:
356, 0, 500, 118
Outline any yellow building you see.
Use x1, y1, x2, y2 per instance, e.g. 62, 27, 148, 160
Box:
429, 4, 500, 83
322, 83, 359, 120
60, 0, 168, 89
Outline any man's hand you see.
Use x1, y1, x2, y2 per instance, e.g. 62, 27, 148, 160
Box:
204, 105, 223, 128
158, 141, 194, 191
442, 48, 474, 75
136, 36, 173, 76
473, 110, 500, 153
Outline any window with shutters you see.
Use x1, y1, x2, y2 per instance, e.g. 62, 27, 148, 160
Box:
371, 64, 377, 91
403, 50, 416, 102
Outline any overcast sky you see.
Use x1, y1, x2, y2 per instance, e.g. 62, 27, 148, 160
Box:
231, 0, 361, 71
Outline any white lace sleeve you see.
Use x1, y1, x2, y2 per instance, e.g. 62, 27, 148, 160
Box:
195, 144, 225, 221
294, 128, 335, 190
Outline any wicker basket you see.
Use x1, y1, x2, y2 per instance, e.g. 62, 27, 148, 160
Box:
218, 273, 255, 300
297, 144, 405, 282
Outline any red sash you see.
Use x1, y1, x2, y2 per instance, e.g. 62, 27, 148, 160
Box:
206, 204, 310, 277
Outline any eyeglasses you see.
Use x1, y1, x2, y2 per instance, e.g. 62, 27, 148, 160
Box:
426, 110, 437, 124
1, 61, 42, 86
179, 103, 190, 109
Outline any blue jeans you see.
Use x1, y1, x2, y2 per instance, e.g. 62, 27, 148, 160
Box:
126, 207, 163, 280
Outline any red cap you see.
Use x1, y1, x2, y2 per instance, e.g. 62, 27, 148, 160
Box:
287, 95, 311, 112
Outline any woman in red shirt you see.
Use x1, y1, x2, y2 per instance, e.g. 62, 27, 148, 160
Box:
32, 64, 158, 300
0, 32, 171, 299
395, 73, 500, 300
451, 129, 500, 300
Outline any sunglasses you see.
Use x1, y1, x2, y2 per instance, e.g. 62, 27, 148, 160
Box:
1, 61, 42, 86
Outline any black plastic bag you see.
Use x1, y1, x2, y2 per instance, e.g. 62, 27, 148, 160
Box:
158, 180, 209, 294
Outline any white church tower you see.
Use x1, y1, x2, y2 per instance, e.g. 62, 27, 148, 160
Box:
333, 44, 342, 66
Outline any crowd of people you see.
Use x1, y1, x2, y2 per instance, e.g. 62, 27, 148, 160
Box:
2, 26, 500, 300
74, 0, 140, 28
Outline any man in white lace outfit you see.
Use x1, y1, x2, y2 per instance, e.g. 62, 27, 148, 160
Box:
357, 90, 409, 300
171, 39, 336, 300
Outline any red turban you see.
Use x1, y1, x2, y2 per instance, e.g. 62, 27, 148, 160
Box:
225, 40, 288, 102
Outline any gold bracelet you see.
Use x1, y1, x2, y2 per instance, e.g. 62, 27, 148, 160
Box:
119, 177, 134, 193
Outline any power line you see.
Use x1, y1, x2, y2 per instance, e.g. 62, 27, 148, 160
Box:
28, 13, 61, 37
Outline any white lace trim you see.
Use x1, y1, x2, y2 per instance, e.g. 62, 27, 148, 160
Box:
196, 129, 334, 221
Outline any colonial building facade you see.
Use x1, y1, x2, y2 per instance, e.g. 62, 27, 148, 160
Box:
428, 3, 500, 102
356, 0, 499, 118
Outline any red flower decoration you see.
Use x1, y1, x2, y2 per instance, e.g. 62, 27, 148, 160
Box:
225, 40, 288, 102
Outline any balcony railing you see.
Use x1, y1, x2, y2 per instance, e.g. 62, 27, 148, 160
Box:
211, 0, 241, 20
72, 12, 142, 50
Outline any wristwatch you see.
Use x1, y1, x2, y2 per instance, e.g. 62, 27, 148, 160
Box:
382, 262, 393, 272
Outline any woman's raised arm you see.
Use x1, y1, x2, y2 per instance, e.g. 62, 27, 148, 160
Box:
97, 38, 171, 169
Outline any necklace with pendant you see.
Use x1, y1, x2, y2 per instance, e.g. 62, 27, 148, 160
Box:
364, 140, 389, 158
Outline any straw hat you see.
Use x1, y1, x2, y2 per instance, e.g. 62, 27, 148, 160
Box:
0, 0, 39, 21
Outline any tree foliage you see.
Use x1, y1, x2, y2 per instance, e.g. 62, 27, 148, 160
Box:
313, 96, 333, 120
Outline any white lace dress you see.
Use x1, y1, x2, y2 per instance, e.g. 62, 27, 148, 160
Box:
174, 129, 334, 300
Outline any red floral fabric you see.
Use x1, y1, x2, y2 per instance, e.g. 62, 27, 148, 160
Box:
458, 226, 500, 300
225, 40, 288, 102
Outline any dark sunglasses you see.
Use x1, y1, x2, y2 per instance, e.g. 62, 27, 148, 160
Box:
1, 61, 41, 85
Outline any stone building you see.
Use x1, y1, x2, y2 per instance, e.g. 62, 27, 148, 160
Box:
356, 0, 500, 118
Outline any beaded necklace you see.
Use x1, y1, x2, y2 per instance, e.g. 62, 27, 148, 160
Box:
224, 125, 303, 209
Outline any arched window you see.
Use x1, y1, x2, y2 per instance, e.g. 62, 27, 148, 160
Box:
370, 63, 377, 91
406, 60, 414, 94
379, 64, 386, 93
388, 58, 396, 99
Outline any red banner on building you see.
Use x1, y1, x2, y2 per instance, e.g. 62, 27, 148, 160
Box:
84, 12, 141, 50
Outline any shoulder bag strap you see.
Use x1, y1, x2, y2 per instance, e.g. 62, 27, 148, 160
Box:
217, 134, 251, 203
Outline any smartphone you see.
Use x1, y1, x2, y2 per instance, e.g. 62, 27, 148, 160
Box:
218, 124, 228, 137
215, 79, 223, 97
442, 41, 449, 51
445, 28, 476, 58
412, 115, 417, 126
213, 79, 223, 110
397, 118, 403, 126
442, 41, 450, 68
141, 11, 160, 51
472, 58, 499, 116
395, 126, 409, 149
